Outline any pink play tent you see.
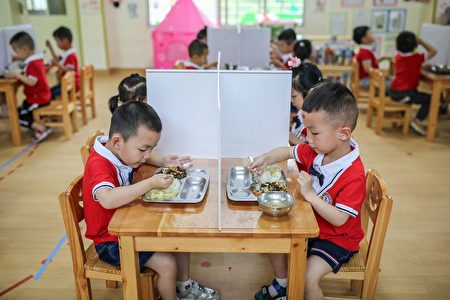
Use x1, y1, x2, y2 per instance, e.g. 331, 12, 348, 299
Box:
152, 0, 214, 69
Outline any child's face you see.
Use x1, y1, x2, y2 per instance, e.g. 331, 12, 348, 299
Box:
11, 45, 33, 61
113, 126, 161, 169
291, 89, 305, 110
192, 49, 208, 66
362, 30, 374, 45
302, 110, 350, 154
278, 40, 294, 54
54, 37, 71, 50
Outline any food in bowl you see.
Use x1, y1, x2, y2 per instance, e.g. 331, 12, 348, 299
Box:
144, 179, 181, 201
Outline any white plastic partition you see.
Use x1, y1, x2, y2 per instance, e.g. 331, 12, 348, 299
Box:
0, 24, 37, 74
145, 69, 291, 159
420, 24, 450, 65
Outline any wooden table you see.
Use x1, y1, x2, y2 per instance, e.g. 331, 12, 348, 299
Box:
0, 78, 21, 146
109, 159, 319, 299
420, 69, 450, 142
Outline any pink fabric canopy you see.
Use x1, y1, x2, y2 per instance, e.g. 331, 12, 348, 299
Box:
152, 0, 214, 69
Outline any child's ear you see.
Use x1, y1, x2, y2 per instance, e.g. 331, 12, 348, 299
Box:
338, 126, 352, 141
111, 133, 124, 150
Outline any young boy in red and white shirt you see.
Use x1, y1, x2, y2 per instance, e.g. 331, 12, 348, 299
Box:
83, 102, 219, 300
5, 32, 52, 142
353, 26, 381, 90
250, 81, 365, 300
390, 31, 437, 136
46, 26, 80, 99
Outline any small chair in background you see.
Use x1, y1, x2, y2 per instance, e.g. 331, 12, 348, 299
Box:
324, 169, 394, 300
33, 71, 79, 139
59, 175, 158, 300
80, 130, 104, 166
366, 68, 412, 135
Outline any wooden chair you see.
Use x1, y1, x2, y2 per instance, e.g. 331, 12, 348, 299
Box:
324, 169, 393, 300
366, 68, 412, 135
59, 175, 158, 300
80, 130, 104, 166
78, 64, 96, 125
33, 71, 79, 138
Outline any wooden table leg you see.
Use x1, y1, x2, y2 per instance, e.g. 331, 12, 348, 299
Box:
288, 237, 307, 299
4, 85, 21, 146
426, 80, 442, 142
119, 236, 141, 300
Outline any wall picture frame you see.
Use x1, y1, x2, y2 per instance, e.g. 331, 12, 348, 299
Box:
387, 9, 406, 33
373, 0, 397, 6
371, 10, 389, 33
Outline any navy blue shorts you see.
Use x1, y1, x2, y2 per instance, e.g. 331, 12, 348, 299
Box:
308, 238, 357, 273
95, 241, 154, 272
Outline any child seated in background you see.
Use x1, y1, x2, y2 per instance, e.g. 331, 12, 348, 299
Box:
290, 62, 323, 146
250, 81, 365, 300
271, 28, 297, 69
108, 73, 193, 168
46, 26, 80, 99
390, 31, 436, 136
353, 26, 380, 89
84, 101, 219, 300
184, 39, 216, 70
293, 39, 313, 64
5, 32, 52, 142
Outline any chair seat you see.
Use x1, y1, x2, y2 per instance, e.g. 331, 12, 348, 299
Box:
84, 244, 154, 280
35, 101, 76, 115
340, 239, 368, 273
369, 97, 411, 112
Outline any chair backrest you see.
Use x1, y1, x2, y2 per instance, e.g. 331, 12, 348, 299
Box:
369, 68, 387, 107
361, 169, 393, 279
59, 175, 86, 282
61, 71, 76, 109
81, 64, 95, 101
351, 58, 360, 97
81, 130, 104, 166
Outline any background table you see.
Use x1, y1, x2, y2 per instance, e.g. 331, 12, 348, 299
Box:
0, 78, 21, 146
420, 69, 450, 142
109, 158, 319, 299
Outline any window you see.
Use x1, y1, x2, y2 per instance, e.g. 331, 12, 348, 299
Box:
26, 0, 66, 15
148, 0, 303, 27
148, 0, 218, 26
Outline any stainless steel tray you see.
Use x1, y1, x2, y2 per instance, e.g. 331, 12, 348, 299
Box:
143, 168, 209, 203
226, 166, 288, 202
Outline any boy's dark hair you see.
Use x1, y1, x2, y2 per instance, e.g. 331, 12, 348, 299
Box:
197, 26, 207, 40
188, 39, 208, 57
109, 73, 147, 113
9, 31, 34, 50
292, 63, 323, 97
109, 101, 162, 141
303, 81, 359, 130
396, 31, 417, 53
53, 26, 73, 43
278, 28, 297, 45
293, 39, 312, 61
353, 26, 370, 45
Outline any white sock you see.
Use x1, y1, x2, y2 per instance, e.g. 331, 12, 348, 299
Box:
268, 278, 287, 297
176, 279, 192, 292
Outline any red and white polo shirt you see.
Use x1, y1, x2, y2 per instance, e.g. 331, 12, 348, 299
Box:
292, 139, 366, 251
183, 60, 204, 70
23, 53, 51, 105
355, 45, 379, 80
82, 136, 133, 245
60, 48, 80, 91
390, 51, 425, 92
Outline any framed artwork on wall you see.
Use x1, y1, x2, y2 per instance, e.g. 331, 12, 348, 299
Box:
387, 9, 406, 33
373, 0, 397, 6
371, 10, 389, 33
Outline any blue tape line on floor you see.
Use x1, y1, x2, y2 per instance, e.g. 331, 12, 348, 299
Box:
0, 142, 36, 172
34, 234, 67, 280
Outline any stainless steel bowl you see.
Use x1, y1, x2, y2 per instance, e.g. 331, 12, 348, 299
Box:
257, 191, 294, 217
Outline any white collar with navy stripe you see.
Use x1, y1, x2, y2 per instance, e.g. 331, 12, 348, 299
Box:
60, 48, 76, 64
311, 139, 360, 197
183, 60, 204, 69
23, 53, 43, 65
359, 45, 374, 51
93, 135, 133, 186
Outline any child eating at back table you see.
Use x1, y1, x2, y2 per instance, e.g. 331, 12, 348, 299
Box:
293, 39, 313, 64
5, 32, 52, 142
46, 26, 80, 99
250, 81, 366, 300
271, 29, 297, 69
184, 39, 217, 70
390, 31, 436, 136
353, 26, 382, 90
107, 74, 218, 300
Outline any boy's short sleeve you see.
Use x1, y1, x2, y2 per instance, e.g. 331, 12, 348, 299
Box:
291, 143, 315, 167
335, 176, 366, 218
26, 63, 39, 82
87, 158, 117, 201
64, 54, 77, 70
